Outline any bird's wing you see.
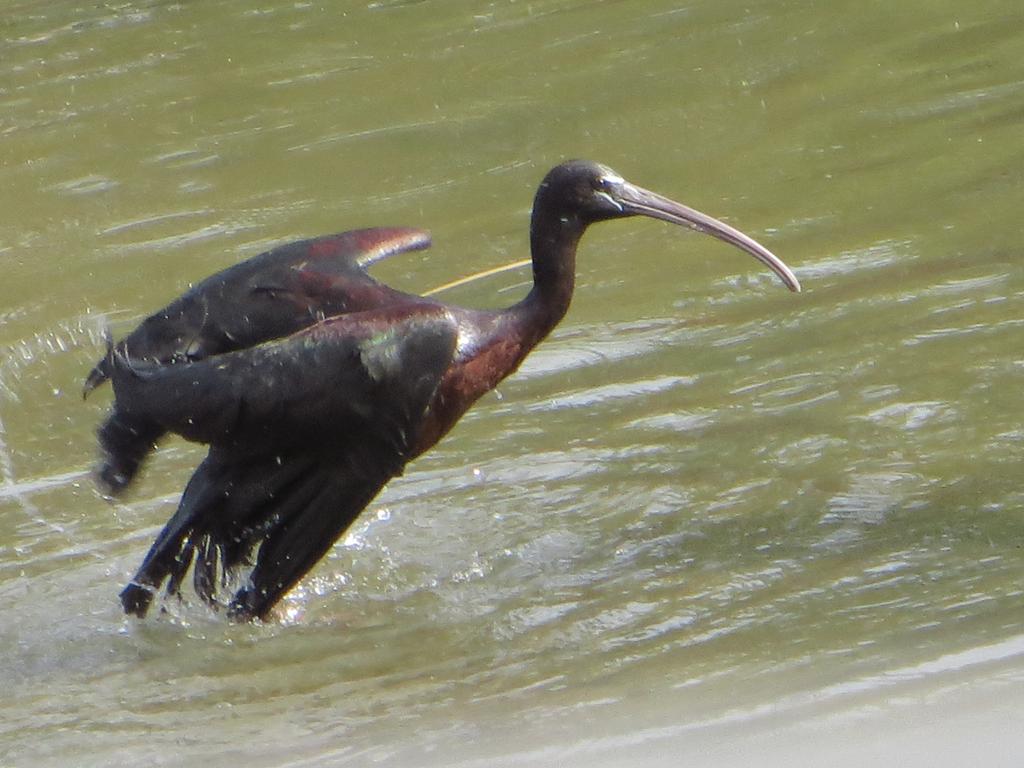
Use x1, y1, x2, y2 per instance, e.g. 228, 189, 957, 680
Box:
120, 445, 386, 620
86, 228, 433, 494
112, 308, 457, 448
118, 310, 458, 619
289, 227, 432, 273
83, 227, 432, 395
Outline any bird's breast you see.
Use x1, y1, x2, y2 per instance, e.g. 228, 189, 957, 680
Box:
411, 326, 529, 458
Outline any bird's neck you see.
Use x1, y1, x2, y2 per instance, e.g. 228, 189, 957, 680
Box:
515, 209, 585, 341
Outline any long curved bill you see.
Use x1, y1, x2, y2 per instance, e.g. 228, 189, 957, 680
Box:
617, 183, 801, 292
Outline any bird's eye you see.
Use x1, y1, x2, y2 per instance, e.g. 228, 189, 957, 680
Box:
594, 172, 625, 194
593, 173, 622, 199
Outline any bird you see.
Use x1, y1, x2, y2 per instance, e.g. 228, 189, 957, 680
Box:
83, 227, 435, 493
89, 159, 800, 622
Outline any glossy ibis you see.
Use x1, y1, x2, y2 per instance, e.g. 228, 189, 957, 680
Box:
91, 160, 800, 621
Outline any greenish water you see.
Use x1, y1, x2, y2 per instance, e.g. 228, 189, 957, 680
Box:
2, 1, 1023, 765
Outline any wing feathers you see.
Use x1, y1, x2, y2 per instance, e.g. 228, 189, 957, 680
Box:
111, 312, 458, 451
88, 228, 433, 494
118, 310, 458, 619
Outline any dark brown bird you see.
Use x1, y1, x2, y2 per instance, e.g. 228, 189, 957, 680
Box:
84, 227, 433, 493
91, 160, 800, 621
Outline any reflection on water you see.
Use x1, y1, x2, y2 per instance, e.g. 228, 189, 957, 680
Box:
2, 0, 1024, 765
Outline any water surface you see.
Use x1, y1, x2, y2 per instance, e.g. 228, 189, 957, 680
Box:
1, 1, 1022, 765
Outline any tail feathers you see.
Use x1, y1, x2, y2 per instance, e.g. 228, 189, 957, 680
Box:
120, 449, 389, 621
83, 359, 110, 399
86, 330, 166, 495
83, 328, 114, 399
95, 409, 165, 495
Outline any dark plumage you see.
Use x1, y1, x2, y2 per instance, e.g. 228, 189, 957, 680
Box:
91, 160, 799, 621
84, 227, 432, 493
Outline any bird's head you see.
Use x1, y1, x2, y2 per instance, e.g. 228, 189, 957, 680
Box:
535, 159, 800, 292
535, 160, 635, 223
